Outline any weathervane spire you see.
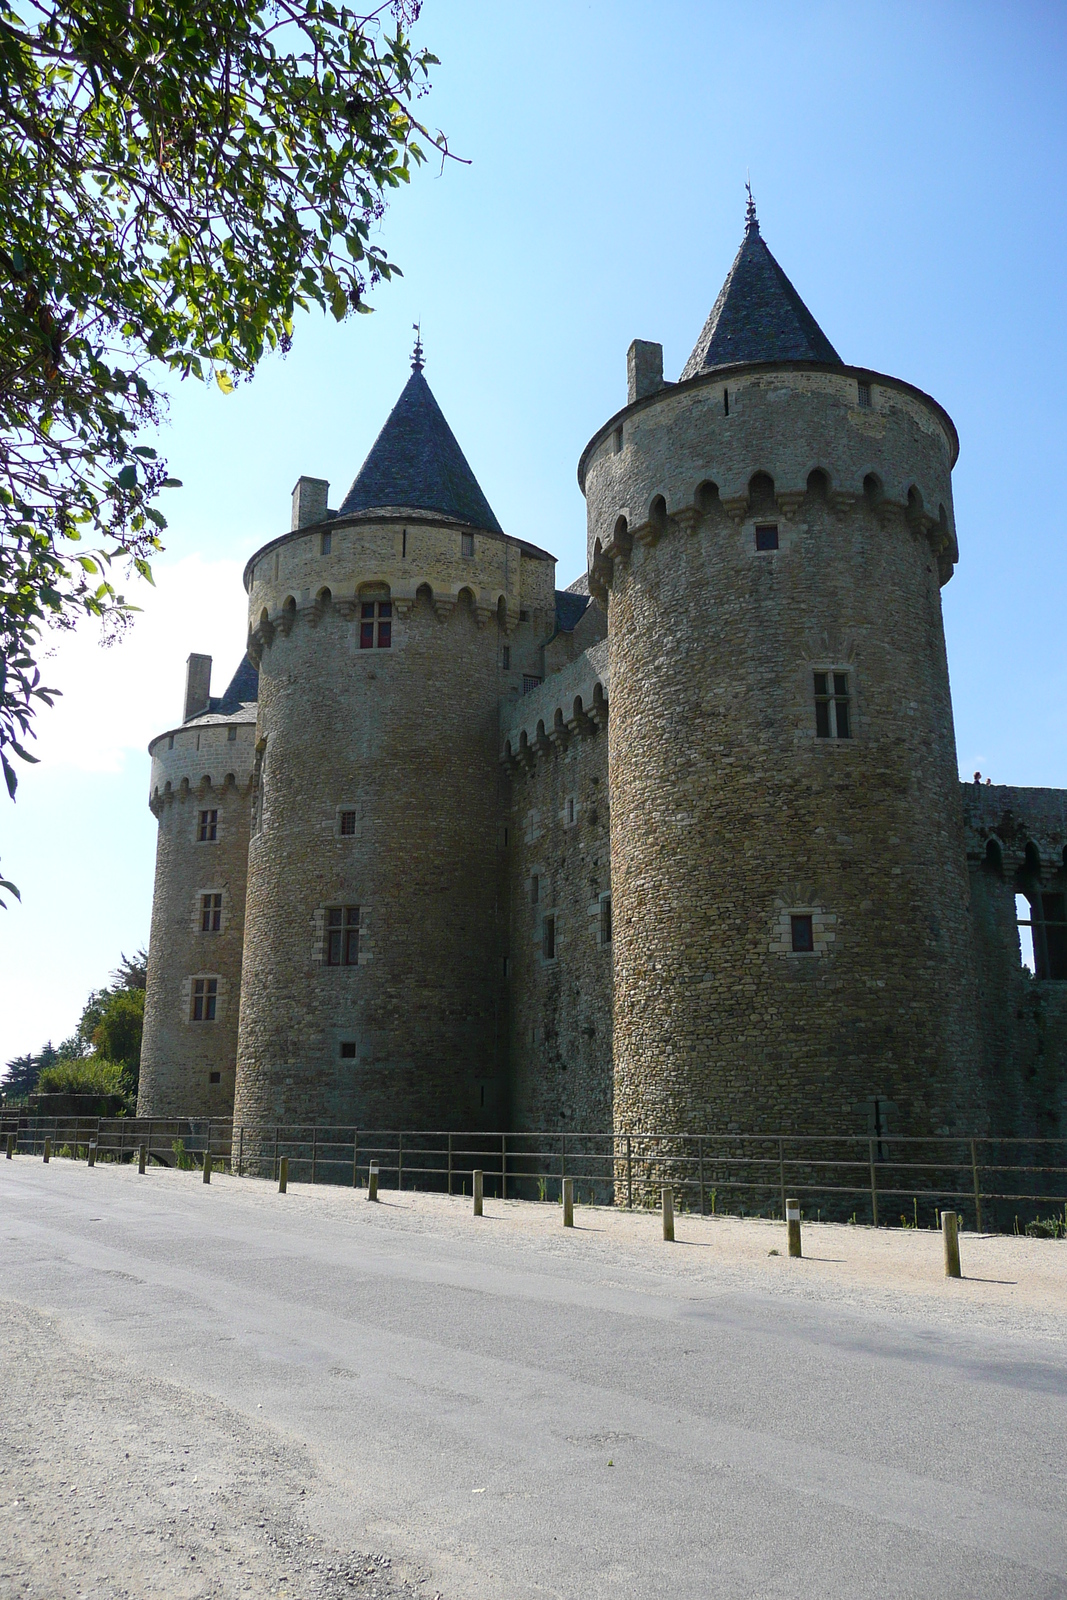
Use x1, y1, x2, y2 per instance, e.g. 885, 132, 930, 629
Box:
411, 321, 424, 372
745, 178, 759, 236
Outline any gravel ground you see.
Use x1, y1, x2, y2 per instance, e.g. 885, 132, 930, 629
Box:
2, 1158, 1066, 1600
0, 1298, 440, 1600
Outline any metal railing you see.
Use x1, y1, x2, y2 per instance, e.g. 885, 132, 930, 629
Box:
4, 1115, 1066, 1233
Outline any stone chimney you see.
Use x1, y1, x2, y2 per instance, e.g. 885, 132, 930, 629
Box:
627, 340, 664, 404
291, 476, 330, 531
184, 653, 212, 722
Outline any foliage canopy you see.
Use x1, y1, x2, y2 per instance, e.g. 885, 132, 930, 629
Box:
0, 0, 439, 812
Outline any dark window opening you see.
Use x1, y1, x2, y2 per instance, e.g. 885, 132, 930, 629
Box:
814, 672, 851, 739
228, 725, 237, 742
791, 914, 814, 953
198, 809, 218, 842
502, 645, 511, 670
209, 1071, 221, 1084
600, 893, 612, 945
502, 956, 509, 979
321, 530, 332, 555
857, 381, 872, 409
523, 674, 542, 695
360, 600, 392, 649
326, 906, 360, 966
340, 1041, 357, 1059
480, 1083, 486, 1108
192, 977, 217, 1021
613, 425, 623, 453
755, 524, 779, 552
531, 873, 540, 904
519, 609, 529, 622
542, 914, 556, 961
723, 387, 729, 417
402, 528, 407, 558
339, 811, 357, 836
461, 531, 474, 558
201, 892, 222, 933
1020, 891, 1067, 980
167, 735, 174, 750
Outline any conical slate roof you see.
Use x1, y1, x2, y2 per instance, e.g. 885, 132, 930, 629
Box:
680, 200, 841, 380
338, 359, 503, 534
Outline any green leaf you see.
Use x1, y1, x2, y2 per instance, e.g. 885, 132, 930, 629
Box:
215, 370, 235, 394
116, 465, 137, 489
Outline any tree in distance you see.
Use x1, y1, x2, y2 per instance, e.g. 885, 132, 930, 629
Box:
0, 0, 445, 890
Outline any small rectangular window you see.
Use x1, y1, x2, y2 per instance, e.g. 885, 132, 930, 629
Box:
461, 531, 474, 558
167, 734, 174, 750
402, 528, 407, 558
227, 725, 237, 742
723, 387, 729, 417
192, 977, 217, 1021
791, 914, 814, 953
522, 674, 542, 695
339, 810, 357, 836
201, 892, 222, 932
600, 893, 612, 946
326, 906, 360, 966
613, 425, 623, 453
565, 796, 576, 826
857, 381, 872, 409
519, 609, 529, 622
198, 809, 218, 842
530, 873, 540, 905
359, 599, 391, 650
321, 530, 332, 555
755, 524, 779, 552
502, 956, 509, 979
814, 671, 851, 739
542, 914, 556, 962
502, 645, 511, 671
340, 1040, 357, 1059
209, 1070, 221, 1084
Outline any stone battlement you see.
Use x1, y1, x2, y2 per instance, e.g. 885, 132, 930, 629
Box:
501, 641, 608, 769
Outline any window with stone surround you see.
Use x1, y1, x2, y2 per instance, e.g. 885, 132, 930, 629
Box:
814, 671, 851, 739
755, 524, 779, 552
564, 795, 577, 827
197, 808, 218, 841
340, 1040, 357, 1059
542, 914, 556, 962
209, 1071, 221, 1084
200, 892, 222, 932
522, 674, 542, 695
530, 872, 540, 905
321, 529, 332, 555
325, 906, 360, 966
857, 381, 872, 409
359, 600, 391, 649
599, 892, 612, 946
790, 914, 814, 953
339, 809, 357, 837
772, 905, 835, 958
191, 977, 218, 1021
461, 531, 474, 558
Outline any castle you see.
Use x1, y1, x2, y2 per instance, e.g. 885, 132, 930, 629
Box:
138, 204, 1067, 1145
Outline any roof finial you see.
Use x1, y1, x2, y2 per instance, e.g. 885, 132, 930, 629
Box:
745, 177, 759, 236
411, 321, 424, 372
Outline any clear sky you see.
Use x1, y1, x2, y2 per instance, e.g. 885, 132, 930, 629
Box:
3, 0, 1066, 1062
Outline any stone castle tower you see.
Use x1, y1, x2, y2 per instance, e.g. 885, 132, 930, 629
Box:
139, 204, 1067, 1144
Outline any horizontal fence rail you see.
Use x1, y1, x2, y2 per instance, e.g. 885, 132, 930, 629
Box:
3, 1114, 1066, 1234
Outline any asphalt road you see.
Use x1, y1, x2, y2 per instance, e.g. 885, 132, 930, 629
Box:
2, 1159, 1066, 1599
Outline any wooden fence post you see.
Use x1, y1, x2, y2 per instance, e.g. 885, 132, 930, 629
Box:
472, 1169, 483, 1217
787, 1197, 802, 1258
138, 1142, 147, 1175
662, 1186, 674, 1242
203, 1152, 212, 1184
278, 1156, 288, 1195
868, 1138, 879, 1227
562, 1176, 573, 1228
971, 1140, 983, 1233
43, 1138, 51, 1164
367, 1160, 379, 1202
943, 1210, 961, 1278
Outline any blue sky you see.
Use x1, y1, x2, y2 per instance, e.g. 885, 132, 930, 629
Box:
3, 0, 1066, 1060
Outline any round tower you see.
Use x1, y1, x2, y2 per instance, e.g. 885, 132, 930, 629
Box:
232, 352, 555, 1140
581, 205, 984, 1142
139, 656, 258, 1117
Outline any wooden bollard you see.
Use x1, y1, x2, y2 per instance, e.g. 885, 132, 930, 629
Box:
138, 1142, 147, 1175
367, 1161, 379, 1202
562, 1176, 574, 1227
942, 1209, 961, 1278
787, 1197, 802, 1258
5, 1133, 13, 1159
661, 1186, 675, 1242
203, 1152, 212, 1184
278, 1155, 288, 1194
87, 1140, 97, 1169
472, 1169, 484, 1217
43, 1138, 51, 1165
